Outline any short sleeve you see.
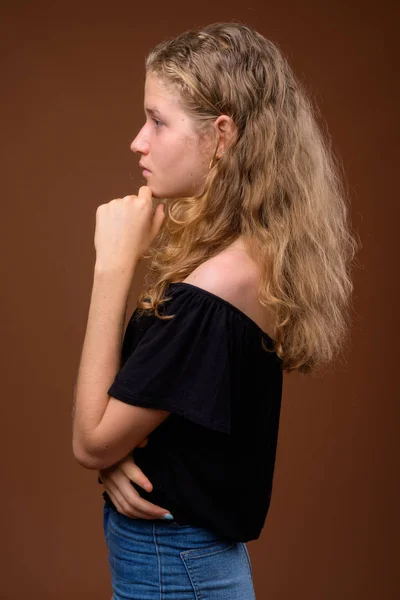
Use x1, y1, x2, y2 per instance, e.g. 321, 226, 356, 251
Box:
107, 286, 232, 434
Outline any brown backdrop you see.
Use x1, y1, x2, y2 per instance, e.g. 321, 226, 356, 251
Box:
1, 1, 397, 599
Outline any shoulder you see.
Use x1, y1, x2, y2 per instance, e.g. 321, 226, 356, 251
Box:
181, 250, 259, 313
181, 250, 276, 338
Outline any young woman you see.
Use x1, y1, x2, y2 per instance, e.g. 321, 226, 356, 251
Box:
73, 22, 359, 599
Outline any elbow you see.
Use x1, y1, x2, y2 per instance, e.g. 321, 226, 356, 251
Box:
73, 451, 101, 470
72, 439, 102, 470
72, 429, 137, 470
72, 440, 119, 471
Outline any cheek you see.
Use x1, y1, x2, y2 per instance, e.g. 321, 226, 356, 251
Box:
162, 141, 194, 172
157, 134, 186, 163
154, 131, 208, 184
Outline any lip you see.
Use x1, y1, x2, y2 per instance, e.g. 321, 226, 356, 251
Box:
139, 163, 151, 172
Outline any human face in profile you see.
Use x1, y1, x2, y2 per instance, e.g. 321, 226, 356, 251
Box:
130, 72, 214, 199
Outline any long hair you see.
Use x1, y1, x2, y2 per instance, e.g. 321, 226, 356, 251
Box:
136, 21, 361, 374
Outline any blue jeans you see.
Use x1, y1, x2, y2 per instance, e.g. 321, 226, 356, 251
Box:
103, 503, 256, 599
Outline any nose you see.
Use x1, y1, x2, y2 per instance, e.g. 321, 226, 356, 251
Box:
130, 125, 149, 155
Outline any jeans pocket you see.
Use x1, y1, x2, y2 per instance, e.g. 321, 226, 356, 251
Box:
181, 540, 236, 559
180, 541, 256, 599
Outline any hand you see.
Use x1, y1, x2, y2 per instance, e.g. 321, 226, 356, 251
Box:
94, 186, 166, 273
98, 444, 172, 520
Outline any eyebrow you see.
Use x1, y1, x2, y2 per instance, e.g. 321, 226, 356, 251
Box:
144, 107, 162, 117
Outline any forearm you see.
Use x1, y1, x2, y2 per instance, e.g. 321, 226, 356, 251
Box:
72, 264, 134, 462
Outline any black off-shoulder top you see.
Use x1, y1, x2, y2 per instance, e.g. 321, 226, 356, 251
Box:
100, 282, 283, 543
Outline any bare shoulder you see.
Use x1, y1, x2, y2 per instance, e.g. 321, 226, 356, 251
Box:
182, 250, 276, 338
182, 251, 253, 297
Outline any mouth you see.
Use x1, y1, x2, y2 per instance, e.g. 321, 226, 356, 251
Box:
139, 163, 151, 172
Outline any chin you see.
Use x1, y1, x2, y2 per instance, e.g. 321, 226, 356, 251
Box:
150, 187, 189, 200
145, 177, 198, 199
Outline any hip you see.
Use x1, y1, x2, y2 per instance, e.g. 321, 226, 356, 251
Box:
103, 502, 256, 599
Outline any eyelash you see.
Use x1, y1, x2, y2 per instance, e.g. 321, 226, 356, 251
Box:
152, 118, 162, 128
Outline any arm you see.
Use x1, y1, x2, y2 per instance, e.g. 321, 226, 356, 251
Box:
72, 264, 129, 465
72, 265, 171, 470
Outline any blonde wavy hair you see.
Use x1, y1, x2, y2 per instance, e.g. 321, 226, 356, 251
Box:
136, 21, 361, 375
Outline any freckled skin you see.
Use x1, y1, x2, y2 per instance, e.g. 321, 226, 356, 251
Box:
130, 72, 215, 199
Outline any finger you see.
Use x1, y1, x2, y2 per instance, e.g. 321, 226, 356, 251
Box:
104, 473, 169, 518
121, 461, 153, 492
104, 479, 146, 518
106, 481, 169, 519
137, 186, 152, 201
105, 488, 125, 516
126, 494, 171, 518
136, 437, 148, 448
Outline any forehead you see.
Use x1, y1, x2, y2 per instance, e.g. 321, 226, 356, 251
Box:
144, 72, 181, 113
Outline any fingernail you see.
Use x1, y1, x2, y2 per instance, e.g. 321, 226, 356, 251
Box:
162, 513, 174, 520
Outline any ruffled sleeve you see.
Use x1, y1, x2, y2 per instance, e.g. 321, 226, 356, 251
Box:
107, 284, 233, 434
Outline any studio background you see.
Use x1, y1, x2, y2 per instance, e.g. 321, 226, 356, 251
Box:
1, 1, 397, 599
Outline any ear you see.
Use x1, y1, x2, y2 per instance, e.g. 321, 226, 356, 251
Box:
214, 115, 237, 157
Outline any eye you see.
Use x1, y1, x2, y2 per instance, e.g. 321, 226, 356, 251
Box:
152, 118, 163, 128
